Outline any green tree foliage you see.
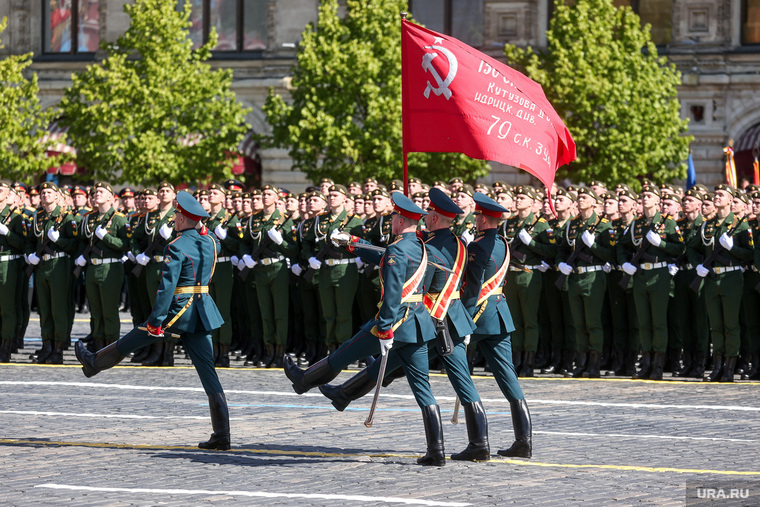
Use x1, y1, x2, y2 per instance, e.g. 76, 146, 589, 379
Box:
504, 0, 691, 189
60, 0, 250, 185
0, 17, 58, 182
262, 0, 489, 185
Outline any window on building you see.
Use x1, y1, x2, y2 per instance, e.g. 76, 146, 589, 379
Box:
743, 0, 760, 44
409, 0, 484, 47
178, 0, 269, 52
44, 0, 101, 53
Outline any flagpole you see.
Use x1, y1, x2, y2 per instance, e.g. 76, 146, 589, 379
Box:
401, 12, 409, 197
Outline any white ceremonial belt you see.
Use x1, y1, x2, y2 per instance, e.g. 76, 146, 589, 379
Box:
713, 265, 741, 275
576, 265, 604, 274
259, 256, 284, 266
217, 256, 231, 263
640, 261, 667, 270
324, 258, 356, 266
42, 252, 66, 262
90, 258, 120, 265
0, 254, 21, 262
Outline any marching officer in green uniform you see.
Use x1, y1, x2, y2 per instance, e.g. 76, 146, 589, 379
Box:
74, 182, 129, 350
76, 191, 230, 450
556, 187, 615, 378
463, 192, 532, 459
25, 182, 78, 364
618, 184, 683, 380
285, 193, 445, 466
0, 182, 28, 363
205, 183, 240, 367
500, 185, 549, 376
302, 184, 363, 351
673, 188, 708, 378
687, 184, 754, 382
241, 184, 296, 368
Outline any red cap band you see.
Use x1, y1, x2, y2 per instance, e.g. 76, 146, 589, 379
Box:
176, 204, 202, 222
428, 202, 457, 218
394, 204, 423, 221
476, 205, 502, 218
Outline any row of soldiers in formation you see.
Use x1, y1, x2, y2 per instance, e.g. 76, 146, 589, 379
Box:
0, 175, 758, 383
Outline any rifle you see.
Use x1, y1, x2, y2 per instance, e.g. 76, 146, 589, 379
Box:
509, 215, 539, 263
303, 214, 350, 283
25, 213, 61, 277
238, 213, 291, 281
619, 215, 671, 289
131, 216, 174, 277
554, 214, 603, 289
73, 212, 111, 279
692, 217, 742, 293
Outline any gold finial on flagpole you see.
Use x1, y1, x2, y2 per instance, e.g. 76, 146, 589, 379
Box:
401, 12, 407, 20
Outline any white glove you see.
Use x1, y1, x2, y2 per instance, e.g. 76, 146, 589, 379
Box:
331, 229, 351, 247
214, 225, 227, 241
47, 228, 60, 243
696, 264, 709, 277
461, 230, 475, 245
0, 223, 9, 236
602, 263, 612, 273
379, 337, 394, 356
581, 230, 595, 248
308, 256, 321, 270
95, 225, 108, 240
136, 253, 150, 266
268, 228, 284, 245
27, 253, 41, 265
558, 262, 573, 276
518, 229, 532, 245
463, 335, 471, 346
646, 230, 661, 247
719, 233, 734, 251
237, 259, 246, 271
355, 258, 364, 270
231, 255, 239, 265
127, 251, 136, 263
538, 261, 550, 272
291, 264, 303, 276
74, 255, 87, 267
668, 263, 678, 276
159, 223, 172, 240
622, 262, 637, 276
242, 254, 255, 269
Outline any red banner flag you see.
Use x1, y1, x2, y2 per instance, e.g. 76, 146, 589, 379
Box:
401, 18, 576, 191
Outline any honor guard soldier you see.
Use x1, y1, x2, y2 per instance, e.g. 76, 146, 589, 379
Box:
25, 182, 78, 364
285, 193, 445, 466
74, 183, 129, 350
617, 184, 683, 380
0, 183, 28, 362
463, 192, 532, 458
743, 191, 760, 380
205, 183, 241, 367
687, 185, 754, 382
673, 188, 708, 378
76, 191, 230, 449
451, 184, 477, 243
556, 188, 615, 378
501, 185, 549, 376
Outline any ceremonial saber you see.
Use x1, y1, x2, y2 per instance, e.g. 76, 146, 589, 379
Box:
352, 242, 455, 274
364, 350, 390, 428
138, 327, 182, 339
451, 396, 461, 424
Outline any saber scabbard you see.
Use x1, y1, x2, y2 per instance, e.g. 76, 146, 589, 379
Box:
364, 350, 390, 428
451, 396, 461, 424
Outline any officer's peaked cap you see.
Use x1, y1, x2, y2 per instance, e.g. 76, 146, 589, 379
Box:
428, 187, 463, 218
473, 191, 507, 218
175, 190, 209, 221
392, 192, 427, 221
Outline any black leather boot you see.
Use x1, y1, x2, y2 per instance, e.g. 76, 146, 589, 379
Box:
690, 352, 706, 379
649, 352, 665, 380
620, 350, 637, 376
666, 348, 682, 374
141, 342, 163, 366
541, 349, 562, 374
161, 342, 174, 366
198, 392, 231, 450
633, 352, 652, 379
284, 355, 339, 394
215, 344, 230, 368
34, 340, 53, 363
705, 354, 723, 382
319, 368, 376, 411
497, 399, 532, 458
259, 343, 275, 368
272, 345, 285, 368
46, 342, 64, 364
560, 349, 574, 375
130, 346, 150, 363
417, 405, 445, 466
720, 356, 737, 383
519, 351, 535, 377
512, 349, 522, 371
381, 366, 405, 387
677, 351, 693, 377
244, 339, 263, 366
570, 352, 587, 378
608, 347, 624, 376
583, 351, 601, 378
303, 341, 318, 364
450, 401, 489, 461
749, 353, 760, 380
76, 341, 126, 378
0, 339, 11, 363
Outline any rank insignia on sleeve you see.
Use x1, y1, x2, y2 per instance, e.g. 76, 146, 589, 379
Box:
387, 255, 397, 265
164, 255, 171, 264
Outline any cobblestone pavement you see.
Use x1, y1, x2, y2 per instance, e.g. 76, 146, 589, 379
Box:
2, 315, 760, 506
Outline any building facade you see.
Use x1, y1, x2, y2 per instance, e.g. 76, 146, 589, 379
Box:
1, 0, 759, 189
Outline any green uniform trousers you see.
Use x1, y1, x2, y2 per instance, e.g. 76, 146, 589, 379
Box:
299, 277, 323, 344
607, 270, 639, 353
318, 263, 358, 345
254, 262, 289, 346
209, 260, 233, 346
504, 270, 542, 353
544, 270, 575, 352
85, 262, 125, 343
35, 257, 73, 344
567, 271, 607, 353
0, 258, 18, 344
632, 267, 670, 354
704, 270, 743, 357
742, 271, 760, 356
673, 269, 708, 355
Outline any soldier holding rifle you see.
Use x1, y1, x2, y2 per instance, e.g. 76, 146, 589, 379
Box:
0, 183, 28, 363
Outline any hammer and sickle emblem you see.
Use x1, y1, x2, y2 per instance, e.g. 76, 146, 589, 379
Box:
422, 45, 458, 100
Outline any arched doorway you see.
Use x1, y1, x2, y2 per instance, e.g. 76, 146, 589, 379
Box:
735, 123, 760, 184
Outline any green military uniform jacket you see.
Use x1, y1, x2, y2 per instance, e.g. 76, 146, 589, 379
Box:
616, 211, 683, 266
686, 212, 754, 270
76, 207, 129, 261
501, 212, 550, 267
